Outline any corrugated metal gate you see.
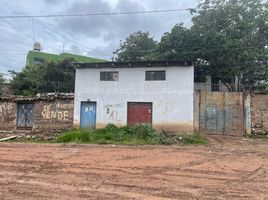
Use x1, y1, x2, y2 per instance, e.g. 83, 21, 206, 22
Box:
127, 102, 152, 125
17, 103, 34, 129
199, 92, 244, 136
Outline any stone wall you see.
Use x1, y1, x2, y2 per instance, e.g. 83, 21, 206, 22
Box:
0, 95, 74, 136
33, 99, 74, 135
0, 101, 16, 131
251, 93, 268, 134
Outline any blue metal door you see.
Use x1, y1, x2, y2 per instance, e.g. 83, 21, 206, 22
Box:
80, 102, 96, 129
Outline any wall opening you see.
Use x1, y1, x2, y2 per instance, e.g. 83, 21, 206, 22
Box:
17, 103, 34, 130
127, 102, 152, 125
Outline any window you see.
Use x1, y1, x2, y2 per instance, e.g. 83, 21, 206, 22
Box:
100, 71, 119, 81
145, 70, 166, 81
33, 57, 45, 65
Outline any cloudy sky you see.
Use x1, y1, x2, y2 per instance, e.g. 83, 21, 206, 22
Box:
0, 0, 198, 75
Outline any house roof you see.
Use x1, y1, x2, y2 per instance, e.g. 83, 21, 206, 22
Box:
75, 60, 193, 69
0, 93, 74, 102
26, 50, 108, 66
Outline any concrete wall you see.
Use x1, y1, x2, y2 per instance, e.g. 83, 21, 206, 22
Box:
0, 98, 74, 136
74, 66, 194, 132
251, 93, 268, 134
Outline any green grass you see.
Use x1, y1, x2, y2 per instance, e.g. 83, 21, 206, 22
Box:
180, 133, 208, 145
55, 124, 208, 145
248, 134, 267, 139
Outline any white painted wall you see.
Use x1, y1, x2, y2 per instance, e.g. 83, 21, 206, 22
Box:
74, 66, 194, 132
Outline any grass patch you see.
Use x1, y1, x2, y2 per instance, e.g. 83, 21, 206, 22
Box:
248, 134, 267, 139
181, 133, 208, 145
55, 124, 208, 145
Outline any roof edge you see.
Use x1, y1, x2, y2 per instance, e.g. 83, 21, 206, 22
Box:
74, 60, 193, 69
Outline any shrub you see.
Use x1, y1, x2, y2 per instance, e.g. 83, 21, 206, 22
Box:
55, 124, 208, 145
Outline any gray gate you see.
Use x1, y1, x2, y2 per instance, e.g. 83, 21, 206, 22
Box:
199, 92, 244, 136
17, 103, 34, 129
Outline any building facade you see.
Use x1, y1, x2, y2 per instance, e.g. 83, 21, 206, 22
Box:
0, 94, 74, 137
74, 61, 194, 133
26, 43, 107, 67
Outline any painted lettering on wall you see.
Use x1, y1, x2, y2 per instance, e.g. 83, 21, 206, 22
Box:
41, 103, 72, 121
104, 104, 122, 122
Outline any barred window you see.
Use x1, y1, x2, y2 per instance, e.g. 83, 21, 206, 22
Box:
100, 71, 119, 81
145, 71, 166, 81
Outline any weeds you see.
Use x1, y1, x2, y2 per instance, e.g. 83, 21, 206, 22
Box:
55, 124, 208, 145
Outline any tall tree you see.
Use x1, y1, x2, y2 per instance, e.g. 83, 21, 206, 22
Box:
157, 23, 201, 61
113, 31, 158, 62
190, 0, 268, 90
10, 59, 75, 95
0, 73, 6, 85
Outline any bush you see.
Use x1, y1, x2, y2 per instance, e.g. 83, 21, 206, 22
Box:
55, 124, 208, 145
181, 133, 208, 145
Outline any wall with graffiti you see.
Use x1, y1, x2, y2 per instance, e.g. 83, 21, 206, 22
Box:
0, 95, 74, 135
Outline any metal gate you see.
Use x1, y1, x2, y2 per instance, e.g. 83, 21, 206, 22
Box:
199, 92, 244, 136
127, 102, 152, 125
17, 103, 34, 129
80, 102, 96, 129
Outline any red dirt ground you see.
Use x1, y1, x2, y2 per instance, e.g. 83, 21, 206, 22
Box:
0, 136, 267, 200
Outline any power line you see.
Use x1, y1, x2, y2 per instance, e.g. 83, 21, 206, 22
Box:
0, 8, 193, 19
35, 19, 113, 57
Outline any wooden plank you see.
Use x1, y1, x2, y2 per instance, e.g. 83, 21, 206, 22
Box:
0, 135, 18, 142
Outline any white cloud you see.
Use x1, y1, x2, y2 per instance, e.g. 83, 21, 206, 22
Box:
0, 0, 197, 74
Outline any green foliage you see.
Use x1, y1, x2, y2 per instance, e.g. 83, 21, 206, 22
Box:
189, 0, 268, 90
55, 124, 208, 145
180, 133, 208, 145
113, 31, 158, 62
10, 59, 75, 95
157, 24, 200, 61
112, 0, 268, 91
0, 73, 6, 85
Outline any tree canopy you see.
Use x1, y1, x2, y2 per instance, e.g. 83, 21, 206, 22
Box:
0, 73, 5, 85
113, 31, 158, 62
113, 0, 268, 90
9, 0, 268, 94
10, 59, 75, 96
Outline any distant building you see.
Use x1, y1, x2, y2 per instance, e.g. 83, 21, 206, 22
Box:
26, 43, 107, 67
73, 61, 194, 133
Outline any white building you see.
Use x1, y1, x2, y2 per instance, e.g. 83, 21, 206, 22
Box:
74, 61, 194, 133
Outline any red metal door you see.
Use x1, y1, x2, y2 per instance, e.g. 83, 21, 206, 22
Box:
127, 103, 152, 125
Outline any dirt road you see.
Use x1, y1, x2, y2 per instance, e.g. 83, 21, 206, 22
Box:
0, 137, 268, 199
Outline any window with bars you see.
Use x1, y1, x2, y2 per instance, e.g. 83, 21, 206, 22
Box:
100, 71, 119, 81
145, 70, 166, 81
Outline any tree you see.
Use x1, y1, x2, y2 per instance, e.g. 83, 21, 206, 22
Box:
157, 23, 201, 61
113, 31, 158, 62
0, 73, 6, 95
10, 59, 75, 95
189, 0, 268, 90
0, 73, 6, 85
38, 59, 75, 93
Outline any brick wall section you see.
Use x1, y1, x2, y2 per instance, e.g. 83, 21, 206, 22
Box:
0, 102, 16, 131
33, 99, 74, 136
251, 93, 268, 134
0, 95, 74, 136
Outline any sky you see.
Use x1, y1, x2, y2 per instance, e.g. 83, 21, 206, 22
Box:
0, 0, 198, 75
